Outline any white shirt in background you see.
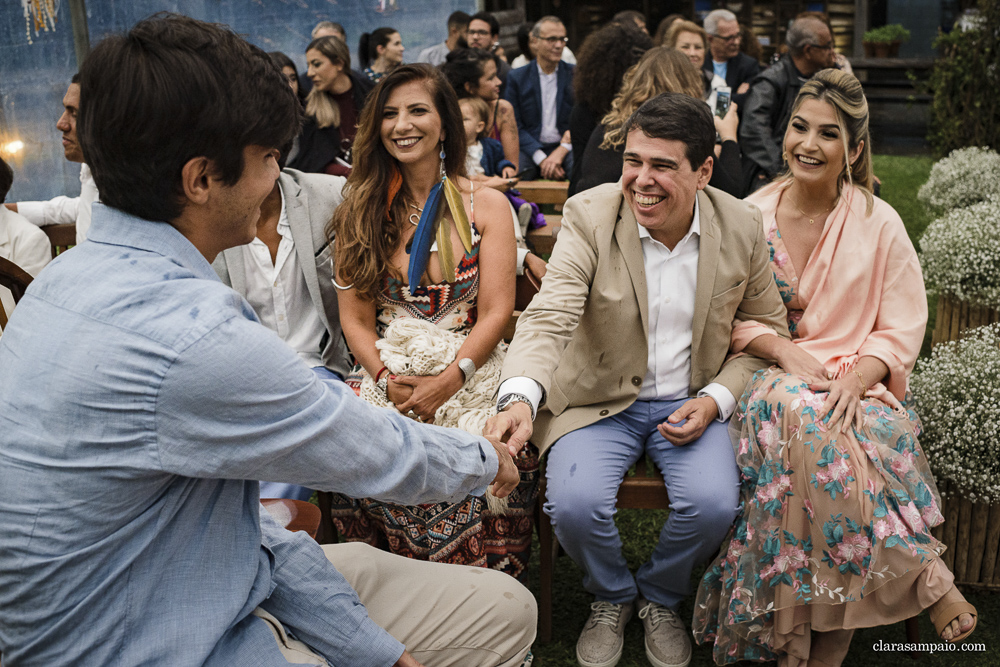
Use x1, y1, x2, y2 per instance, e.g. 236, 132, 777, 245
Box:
0, 206, 52, 327
17, 163, 99, 245
239, 184, 325, 369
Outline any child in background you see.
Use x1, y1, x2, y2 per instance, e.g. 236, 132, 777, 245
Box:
459, 97, 547, 243
459, 96, 517, 188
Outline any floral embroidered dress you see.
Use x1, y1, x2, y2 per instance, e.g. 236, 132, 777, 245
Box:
330, 218, 540, 583
692, 183, 952, 664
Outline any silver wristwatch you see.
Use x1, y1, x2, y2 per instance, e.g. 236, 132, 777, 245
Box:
497, 392, 535, 420
457, 357, 477, 384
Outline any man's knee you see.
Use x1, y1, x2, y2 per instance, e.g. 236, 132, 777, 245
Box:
671, 479, 740, 530
472, 568, 538, 653
544, 478, 618, 532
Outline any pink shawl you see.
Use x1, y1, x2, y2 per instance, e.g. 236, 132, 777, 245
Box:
733, 182, 927, 402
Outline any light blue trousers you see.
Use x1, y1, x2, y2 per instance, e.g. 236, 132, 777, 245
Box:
259, 366, 343, 502
544, 399, 740, 609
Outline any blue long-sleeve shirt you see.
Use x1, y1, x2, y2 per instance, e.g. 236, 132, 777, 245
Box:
0, 204, 499, 666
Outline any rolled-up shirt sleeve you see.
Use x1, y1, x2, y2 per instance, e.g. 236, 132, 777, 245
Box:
155, 314, 499, 505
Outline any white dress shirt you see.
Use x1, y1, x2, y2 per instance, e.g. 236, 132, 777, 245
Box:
239, 185, 325, 368
531, 62, 562, 165
1, 206, 52, 327
498, 197, 737, 422
18, 163, 99, 245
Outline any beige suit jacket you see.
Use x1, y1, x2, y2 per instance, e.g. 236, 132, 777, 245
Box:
500, 182, 789, 455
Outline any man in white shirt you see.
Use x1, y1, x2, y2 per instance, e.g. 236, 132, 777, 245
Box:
504, 17, 574, 180
486, 93, 788, 667
213, 161, 351, 500
0, 157, 51, 325
5, 76, 99, 246
416, 11, 470, 67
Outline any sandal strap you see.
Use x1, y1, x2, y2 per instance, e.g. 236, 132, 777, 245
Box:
930, 600, 977, 634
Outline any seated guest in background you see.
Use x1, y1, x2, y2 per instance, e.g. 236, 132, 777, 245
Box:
416, 10, 469, 66
289, 36, 373, 177
359, 27, 405, 84
567, 20, 652, 195
213, 150, 352, 501
268, 51, 306, 105
312, 20, 346, 41
0, 156, 51, 326
797, 11, 853, 74
703, 9, 760, 101
510, 22, 577, 68
505, 16, 574, 180
652, 13, 685, 46
0, 15, 532, 666
740, 15, 837, 193
441, 48, 520, 169
664, 20, 727, 106
611, 9, 648, 34
6, 75, 98, 245
467, 12, 511, 91
486, 92, 788, 667
574, 47, 743, 198
694, 69, 977, 666
328, 64, 541, 582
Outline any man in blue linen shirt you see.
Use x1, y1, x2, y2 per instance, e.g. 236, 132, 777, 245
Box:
0, 14, 532, 667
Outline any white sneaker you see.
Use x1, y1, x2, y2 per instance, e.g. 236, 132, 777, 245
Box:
637, 597, 691, 667
575, 600, 634, 667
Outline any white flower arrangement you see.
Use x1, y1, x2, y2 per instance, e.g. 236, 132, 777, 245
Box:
919, 195, 1000, 306
917, 146, 1000, 214
911, 323, 1000, 503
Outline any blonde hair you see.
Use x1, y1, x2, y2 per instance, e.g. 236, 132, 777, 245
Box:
776, 69, 875, 214
304, 36, 350, 129
600, 47, 704, 150
664, 21, 707, 51
459, 96, 490, 140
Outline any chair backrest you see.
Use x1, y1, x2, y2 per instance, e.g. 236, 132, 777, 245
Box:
0, 256, 33, 304
43, 224, 77, 258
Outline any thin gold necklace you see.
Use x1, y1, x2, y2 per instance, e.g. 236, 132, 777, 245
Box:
789, 192, 837, 225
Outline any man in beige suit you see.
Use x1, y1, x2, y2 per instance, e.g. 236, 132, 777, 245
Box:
485, 93, 788, 667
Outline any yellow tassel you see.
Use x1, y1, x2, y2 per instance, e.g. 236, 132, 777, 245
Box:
436, 216, 456, 282
443, 178, 473, 254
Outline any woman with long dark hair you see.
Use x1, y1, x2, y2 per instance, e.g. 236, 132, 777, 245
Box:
440, 48, 519, 170
288, 36, 374, 176
327, 64, 540, 580
358, 27, 405, 84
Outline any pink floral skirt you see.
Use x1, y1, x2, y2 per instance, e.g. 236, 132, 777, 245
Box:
692, 369, 948, 664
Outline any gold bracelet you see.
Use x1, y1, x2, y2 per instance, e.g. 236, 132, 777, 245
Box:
852, 369, 866, 399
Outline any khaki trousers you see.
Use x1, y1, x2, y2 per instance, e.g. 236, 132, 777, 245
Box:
259, 542, 537, 666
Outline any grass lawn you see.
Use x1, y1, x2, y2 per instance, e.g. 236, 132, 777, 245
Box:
528, 155, 1000, 666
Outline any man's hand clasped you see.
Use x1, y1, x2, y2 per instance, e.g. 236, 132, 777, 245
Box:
657, 396, 718, 446
484, 400, 534, 458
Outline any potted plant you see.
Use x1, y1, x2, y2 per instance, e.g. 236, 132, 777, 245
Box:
919, 153, 1000, 345
863, 23, 912, 57
911, 323, 1000, 587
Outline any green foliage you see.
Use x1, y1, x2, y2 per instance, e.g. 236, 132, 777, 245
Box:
863, 24, 912, 43
925, 0, 1000, 156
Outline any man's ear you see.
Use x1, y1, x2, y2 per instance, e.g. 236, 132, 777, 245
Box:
180, 156, 215, 206
696, 155, 714, 190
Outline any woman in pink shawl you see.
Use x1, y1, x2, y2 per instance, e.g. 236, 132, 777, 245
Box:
692, 70, 977, 666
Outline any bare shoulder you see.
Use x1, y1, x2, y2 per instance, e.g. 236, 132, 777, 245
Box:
497, 99, 516, 118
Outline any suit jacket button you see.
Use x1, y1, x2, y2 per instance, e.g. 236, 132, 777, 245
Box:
599, 409, 609, 416
631, 376, 642, 386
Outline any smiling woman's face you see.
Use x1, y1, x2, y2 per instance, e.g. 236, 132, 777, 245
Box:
380, 80, 444, 166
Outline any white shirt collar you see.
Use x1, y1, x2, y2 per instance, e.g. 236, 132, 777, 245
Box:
636, 194, 701, 247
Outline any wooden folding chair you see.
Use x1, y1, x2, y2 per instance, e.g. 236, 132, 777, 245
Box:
0, 256, 34, 329
261, 498, 322, 540
43, 224, 76, 258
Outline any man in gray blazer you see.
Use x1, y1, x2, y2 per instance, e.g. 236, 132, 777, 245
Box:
213, 166, 350, 500
486, 93, 788, 667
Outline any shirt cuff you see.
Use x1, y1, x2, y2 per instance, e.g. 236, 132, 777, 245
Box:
15, 201, 50, 226
516, 247, 529, 275
327, 615, 406, 667
698, 383, 737, 422
497, 376, 544, 418
532, 150, 547, 166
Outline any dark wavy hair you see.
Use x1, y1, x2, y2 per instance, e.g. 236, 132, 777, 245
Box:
440, 48, 495, 99
331, 64, 467, 300
573, 21, 652, 117
78, 13, 298, 223
358, 27, 397, 70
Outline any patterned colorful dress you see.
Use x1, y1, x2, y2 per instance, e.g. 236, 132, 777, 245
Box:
692, 184, 949, 664
329, 220, 540, 584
